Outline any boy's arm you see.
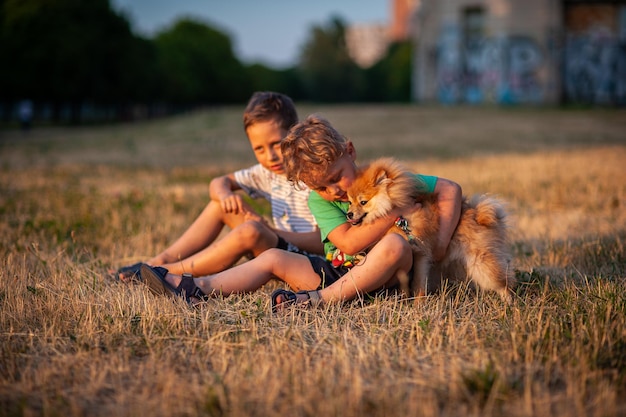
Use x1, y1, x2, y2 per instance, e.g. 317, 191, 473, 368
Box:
327, 208, 403, 255
431, 177, 462, 261
276, 229, 325, 255
209, 173, 246, 214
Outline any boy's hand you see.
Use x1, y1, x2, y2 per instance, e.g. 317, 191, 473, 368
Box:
219, 193, 245, 214
243, 211, 269, 227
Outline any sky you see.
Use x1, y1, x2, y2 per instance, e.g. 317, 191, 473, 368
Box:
110, 0, 389, 68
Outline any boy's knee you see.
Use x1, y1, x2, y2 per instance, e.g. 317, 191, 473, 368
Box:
379, 233, 412, 260
206, 200, 221, 212
256, 247, 283, 263
234, 220, 274, 245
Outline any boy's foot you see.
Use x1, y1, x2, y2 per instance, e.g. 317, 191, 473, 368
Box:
110, 262, 143, 283
140, 264, 207, 305
270, 289, 321, 312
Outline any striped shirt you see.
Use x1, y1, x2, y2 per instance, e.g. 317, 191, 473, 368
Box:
234, 164, 317, 233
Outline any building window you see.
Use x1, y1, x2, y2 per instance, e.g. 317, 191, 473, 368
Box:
463, 7, 485, 44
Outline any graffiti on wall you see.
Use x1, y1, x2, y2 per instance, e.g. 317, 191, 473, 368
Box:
435, 16, 626, 106
564, 27, 626, 105
436, 24, 544, 104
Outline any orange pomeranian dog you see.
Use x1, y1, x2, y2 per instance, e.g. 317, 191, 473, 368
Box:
346, 158, 515, 303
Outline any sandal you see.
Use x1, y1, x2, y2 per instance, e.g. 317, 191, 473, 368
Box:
271, 288, 321, 312
140, 264, 208, 305
113, 262, 144, 283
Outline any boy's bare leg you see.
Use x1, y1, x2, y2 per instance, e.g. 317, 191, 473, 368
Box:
150, 234, 411, 303
160, 220, 280, 276
161, 249, 322, 296
147, 200, 250, 266
292, 233, 413, 304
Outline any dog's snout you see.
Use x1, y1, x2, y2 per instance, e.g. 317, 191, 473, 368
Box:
347, 212, 354, 219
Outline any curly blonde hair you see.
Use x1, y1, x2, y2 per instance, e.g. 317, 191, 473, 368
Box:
281, 115, 349, 188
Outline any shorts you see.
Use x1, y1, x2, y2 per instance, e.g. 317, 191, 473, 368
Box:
276, 237, 345, 290
276, 236, 309, 255
307, 254, 415, 295
306, 255, 347, 289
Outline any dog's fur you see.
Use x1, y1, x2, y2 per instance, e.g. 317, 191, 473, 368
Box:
346, 157, 515, 302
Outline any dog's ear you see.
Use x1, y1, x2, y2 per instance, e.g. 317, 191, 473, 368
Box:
373, 167, 391, 187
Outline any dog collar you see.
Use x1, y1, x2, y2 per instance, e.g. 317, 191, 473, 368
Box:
395, 216, 416, 241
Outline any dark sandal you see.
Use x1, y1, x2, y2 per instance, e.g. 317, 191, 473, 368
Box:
271, 288, 321, 312
140, 264, 207, 304
114, 262, 143, 283
271, 289, 297, 312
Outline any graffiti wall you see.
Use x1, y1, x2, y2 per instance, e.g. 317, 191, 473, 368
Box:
563, 4, 626, 105
436, 24, 544, 104
564, 30, 625, 104
433, 4, 626, 106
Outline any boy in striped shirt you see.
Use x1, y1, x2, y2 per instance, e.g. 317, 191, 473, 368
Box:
114, 92, 322, 281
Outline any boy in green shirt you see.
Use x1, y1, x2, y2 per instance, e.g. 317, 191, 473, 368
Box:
308, 172, 438, 269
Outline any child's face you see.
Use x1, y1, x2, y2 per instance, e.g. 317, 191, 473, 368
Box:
246, 120, 288, 175
308, 143, 357, 202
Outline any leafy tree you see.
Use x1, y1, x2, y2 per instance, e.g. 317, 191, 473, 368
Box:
121, 35, 163, 104
364, 41, 412, 102
154, 18, 250, 104
0, 1, 416, 124
298, 16, 366, 102
0, 0, 141, 121
246, 64, 305, 101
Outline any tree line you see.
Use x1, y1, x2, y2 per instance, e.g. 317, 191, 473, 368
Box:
0, 0, 412, 124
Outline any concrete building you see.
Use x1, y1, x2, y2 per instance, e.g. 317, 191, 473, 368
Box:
391, 0, 420, 41
346, 23, 389, 68
346, 0, 420, 68
412, 0, 626, 105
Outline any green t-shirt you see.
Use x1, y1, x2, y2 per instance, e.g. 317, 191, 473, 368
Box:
308, 173, 438, 261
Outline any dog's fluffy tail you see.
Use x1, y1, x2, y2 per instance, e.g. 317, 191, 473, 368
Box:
469, 195, 508, 228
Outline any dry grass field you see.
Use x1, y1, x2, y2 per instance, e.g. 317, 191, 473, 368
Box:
0, 105, 625, 417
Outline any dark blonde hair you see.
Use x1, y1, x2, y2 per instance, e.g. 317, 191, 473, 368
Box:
281, 114, 349, 187
243, 91, 298, 132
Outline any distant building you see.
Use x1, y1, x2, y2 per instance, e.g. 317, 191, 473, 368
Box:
345, 0, 420, 68
391, 0, 420, 41
411, 0, 626, 105
346, 23, 389, 68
